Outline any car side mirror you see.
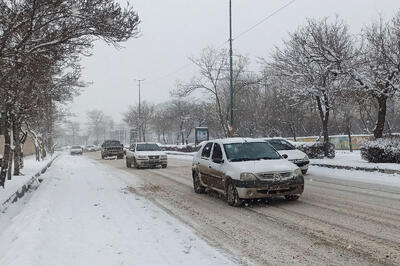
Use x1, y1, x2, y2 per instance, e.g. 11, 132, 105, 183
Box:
282, 154, 288, 159
213, 158, 224, 164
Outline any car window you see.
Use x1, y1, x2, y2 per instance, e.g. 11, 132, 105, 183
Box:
267, 139, 295, 150
136, 143, 161, 151
103, 141, 120, 147
212, 143, 223, 160
201, 142, 213, 158
71, 146, 81, 149
223, 142, 281, 162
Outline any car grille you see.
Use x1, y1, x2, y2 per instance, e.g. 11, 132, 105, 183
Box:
258, 172, 292, 180
149, 156, 159, 160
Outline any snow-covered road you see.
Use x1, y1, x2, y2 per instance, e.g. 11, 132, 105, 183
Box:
0, 154, 234, 266
88, 152, 400, 266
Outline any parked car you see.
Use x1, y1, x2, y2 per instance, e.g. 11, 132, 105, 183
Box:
261, 138, 310, 174
70, 145, 83, 155
192, 138, 304, 207
101, 140, 124, 159
126, 142, 167, 169
85, 145, 96, 152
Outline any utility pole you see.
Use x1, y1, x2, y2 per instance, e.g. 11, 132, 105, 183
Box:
229, 0, 234, 137
134, 78, 145, 141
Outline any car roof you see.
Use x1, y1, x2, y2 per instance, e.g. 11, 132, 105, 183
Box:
135, 142, 159, 145
257, 137, 286, 141
204, 138, 267, 145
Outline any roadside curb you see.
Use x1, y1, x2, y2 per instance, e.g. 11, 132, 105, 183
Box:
1, 154, 60, 212
310, 163, 400, 175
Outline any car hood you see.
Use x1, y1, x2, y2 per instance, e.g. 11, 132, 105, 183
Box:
229, 159, 298, 174
277, 149, 307, 160
136, 151, 166, 156
71, 149, 82, 152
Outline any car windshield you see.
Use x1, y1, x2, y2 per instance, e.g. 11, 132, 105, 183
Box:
104, 141, 120, 147
223, 142, 281, 161
267, 139, 295, 151
136, 143, 161, 151
71, 146, 81, 149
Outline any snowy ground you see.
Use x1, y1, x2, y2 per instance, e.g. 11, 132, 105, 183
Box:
0, 154, 234, 266
311, 150, 400, 171
0, 154, 56, 205
308, 166, 400, 188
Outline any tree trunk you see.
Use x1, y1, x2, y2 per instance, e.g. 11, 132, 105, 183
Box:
316, 96, 330, 157
162, 130, 167, 144
0, 112, 9, 187
322, 119, 329, 157
7, 120, 13, 180
346, 122, 353, 152
373, 95, 387, 139
13, 121, 22, 175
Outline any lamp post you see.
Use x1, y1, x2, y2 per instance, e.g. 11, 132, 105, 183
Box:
229, 0, 234, 137
134, 78, 145, 141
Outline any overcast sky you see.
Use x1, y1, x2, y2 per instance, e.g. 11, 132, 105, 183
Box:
69, 0, 400, 125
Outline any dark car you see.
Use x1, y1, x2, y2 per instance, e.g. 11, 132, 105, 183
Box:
101, 140, 124, 159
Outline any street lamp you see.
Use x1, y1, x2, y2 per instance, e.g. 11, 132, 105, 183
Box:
229, 0, 234, 137
134, 78, 145, 141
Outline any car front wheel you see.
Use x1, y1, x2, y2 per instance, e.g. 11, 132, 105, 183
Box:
226, 183, 243, 207
193, 172, 205, 194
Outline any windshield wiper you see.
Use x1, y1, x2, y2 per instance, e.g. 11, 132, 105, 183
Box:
230, 158, 253, 162
260, 157, 279, 160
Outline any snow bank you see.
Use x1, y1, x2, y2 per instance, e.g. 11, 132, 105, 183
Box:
311, 150, 400, 172
0, 155, 234, 266
0, 154, 56, 206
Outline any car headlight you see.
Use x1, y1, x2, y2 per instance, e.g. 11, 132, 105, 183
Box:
161, 155, 167, 159
240, 173, 258, 181
294, 168, 302, 176
138, 155, 148, 159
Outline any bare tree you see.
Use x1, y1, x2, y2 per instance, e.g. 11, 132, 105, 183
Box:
266, 17, 355, 155
87, 110, 105, 145
350, 13, 400, 138
175, 47, 251, 137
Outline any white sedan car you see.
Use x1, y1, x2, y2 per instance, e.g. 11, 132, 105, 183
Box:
261, 138, 310, 174
70, 145, 83, 155
192, 138, 304, 207
126, 142, 167, 169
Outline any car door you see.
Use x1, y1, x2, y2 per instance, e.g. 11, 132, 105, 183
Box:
209, 143, 225, 191
198, 142, 213, 186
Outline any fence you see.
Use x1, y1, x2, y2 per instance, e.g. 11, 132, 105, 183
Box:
288, 134, 379, 150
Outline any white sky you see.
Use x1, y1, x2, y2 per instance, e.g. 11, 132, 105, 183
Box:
69, 0, 400, 124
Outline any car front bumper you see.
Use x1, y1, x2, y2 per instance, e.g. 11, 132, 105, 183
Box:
103, 150, 124, 157
136, 159, 167, 167
232, 176, 304, 199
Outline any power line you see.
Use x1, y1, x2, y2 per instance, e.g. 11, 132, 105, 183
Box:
233, 0, 297, 41
140, 1, 297, 84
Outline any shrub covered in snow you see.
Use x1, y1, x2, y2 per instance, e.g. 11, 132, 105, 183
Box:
160, 145, 200, 153
361, 138, 400, 163
292, 142, 335, 159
